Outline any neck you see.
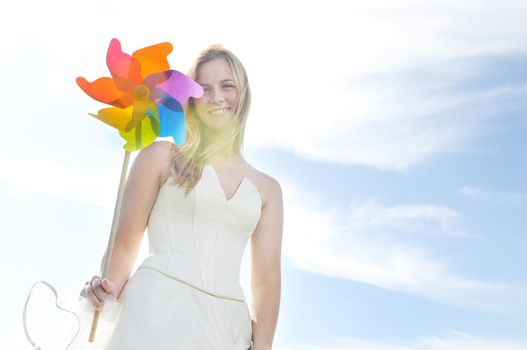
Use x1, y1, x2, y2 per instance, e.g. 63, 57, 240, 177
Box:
200, 125, 242, 163
206, 152, 244, 165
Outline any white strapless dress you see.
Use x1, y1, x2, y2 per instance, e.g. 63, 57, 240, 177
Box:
24, 164, 261, 350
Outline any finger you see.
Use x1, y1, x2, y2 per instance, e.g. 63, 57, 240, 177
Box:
89, 279, 106, 307
90, 275, 101, 285
91, 278, 106, 303
86, 283, 104, 311
79, 281, 89, 297
101, 279, 117, 298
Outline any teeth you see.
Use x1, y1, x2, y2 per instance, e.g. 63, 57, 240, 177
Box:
210, 108, 229, 115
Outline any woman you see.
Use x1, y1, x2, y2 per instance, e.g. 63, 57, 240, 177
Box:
80, 45, 283, 350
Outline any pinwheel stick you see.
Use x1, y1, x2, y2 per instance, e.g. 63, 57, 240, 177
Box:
89, 149, 131, 342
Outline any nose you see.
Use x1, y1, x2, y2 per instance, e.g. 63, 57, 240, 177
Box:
210, 88, 225, 104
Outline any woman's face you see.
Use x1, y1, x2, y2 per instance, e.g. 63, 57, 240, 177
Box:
194, 58, 239, 133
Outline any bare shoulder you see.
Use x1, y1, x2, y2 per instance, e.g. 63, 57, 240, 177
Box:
135, 140, 175, 186
245, 164, 283, 208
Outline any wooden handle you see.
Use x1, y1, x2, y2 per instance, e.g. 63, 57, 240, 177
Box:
89, 309, 101, 342
89, 150, 131, 342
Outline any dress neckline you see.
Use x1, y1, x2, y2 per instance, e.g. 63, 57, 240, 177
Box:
160, 164, 262, 207
204, 164, 250, 203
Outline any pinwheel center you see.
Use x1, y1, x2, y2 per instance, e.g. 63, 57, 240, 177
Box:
133, 84, 151, 101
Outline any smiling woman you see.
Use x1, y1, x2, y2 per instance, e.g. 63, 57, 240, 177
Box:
34, 44, 284, 350
175, 45, 253, 175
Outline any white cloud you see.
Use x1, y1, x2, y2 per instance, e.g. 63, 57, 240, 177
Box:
3, 0, 527, 173
346, 200, 474, 238
0, 0, 524, 313
458, 186, 527, 205
415, 331, 527, 350
0, 149, 125, 209
245, 0, 527, 170
276, 331, 527, 350
1, 188, 33, 202
281, 181, 527, 311
459, 186, 488, 198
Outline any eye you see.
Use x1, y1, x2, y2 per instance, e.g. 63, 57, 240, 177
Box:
222, 84, 235, 89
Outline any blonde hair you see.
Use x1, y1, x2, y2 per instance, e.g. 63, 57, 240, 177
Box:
167, 44, 251, 197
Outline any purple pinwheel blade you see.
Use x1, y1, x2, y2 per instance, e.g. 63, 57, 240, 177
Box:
148, 70, 203, 105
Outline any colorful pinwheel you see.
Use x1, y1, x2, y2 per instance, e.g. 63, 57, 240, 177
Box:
76, 38, 203, 151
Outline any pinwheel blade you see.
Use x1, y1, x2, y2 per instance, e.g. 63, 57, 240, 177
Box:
106, 38, 143, 91
118, 112, 160, 152
158, 96, 186, 145
148, 70, 203, 105
76, 77, 132, 108
132, 42, 173, 80
90, 106, 134, 131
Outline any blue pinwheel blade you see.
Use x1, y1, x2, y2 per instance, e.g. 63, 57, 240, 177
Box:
158, 97, 186, 145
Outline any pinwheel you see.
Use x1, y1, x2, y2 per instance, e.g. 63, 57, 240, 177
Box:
76, 38, 203, 342
77, 38, 203, 151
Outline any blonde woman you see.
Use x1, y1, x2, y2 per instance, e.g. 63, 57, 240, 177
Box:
80, 45, 283, 350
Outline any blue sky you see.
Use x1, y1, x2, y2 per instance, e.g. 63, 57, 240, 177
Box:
2, 0, 527, 349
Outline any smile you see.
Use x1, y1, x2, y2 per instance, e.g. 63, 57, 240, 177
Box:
209, 108, 230, 115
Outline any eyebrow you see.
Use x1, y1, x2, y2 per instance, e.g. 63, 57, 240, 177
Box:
198, 79, 235, 86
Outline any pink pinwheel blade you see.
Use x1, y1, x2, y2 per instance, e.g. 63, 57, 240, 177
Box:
106, 38, 143, 91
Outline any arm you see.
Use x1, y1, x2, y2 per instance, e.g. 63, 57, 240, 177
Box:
250, 177, 283, 350
103, 141, 174, 299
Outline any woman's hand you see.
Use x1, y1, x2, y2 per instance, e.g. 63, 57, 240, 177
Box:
79, 275, 117, 312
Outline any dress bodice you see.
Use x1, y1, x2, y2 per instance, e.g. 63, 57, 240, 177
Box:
138, 164, 262, 302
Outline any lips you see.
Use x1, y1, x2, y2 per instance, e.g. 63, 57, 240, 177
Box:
209, 107, 230, 115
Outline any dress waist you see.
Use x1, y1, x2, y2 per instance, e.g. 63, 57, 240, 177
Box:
136, 266, 246, 302
136, 253, 246, 302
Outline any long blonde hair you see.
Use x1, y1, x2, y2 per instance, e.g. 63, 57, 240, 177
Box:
166, 44, 251, 197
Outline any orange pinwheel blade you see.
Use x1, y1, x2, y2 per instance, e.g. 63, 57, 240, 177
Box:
76, 77, 132, 108
132, 42, 173, 80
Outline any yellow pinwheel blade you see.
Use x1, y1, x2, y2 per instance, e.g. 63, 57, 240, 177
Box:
90, 106, 135, 132
118, 113, 160, 151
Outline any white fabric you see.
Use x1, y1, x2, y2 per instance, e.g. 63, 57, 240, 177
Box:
23, 164, 261, 349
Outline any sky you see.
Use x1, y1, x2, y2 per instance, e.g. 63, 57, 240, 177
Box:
1, 0, 527, 349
